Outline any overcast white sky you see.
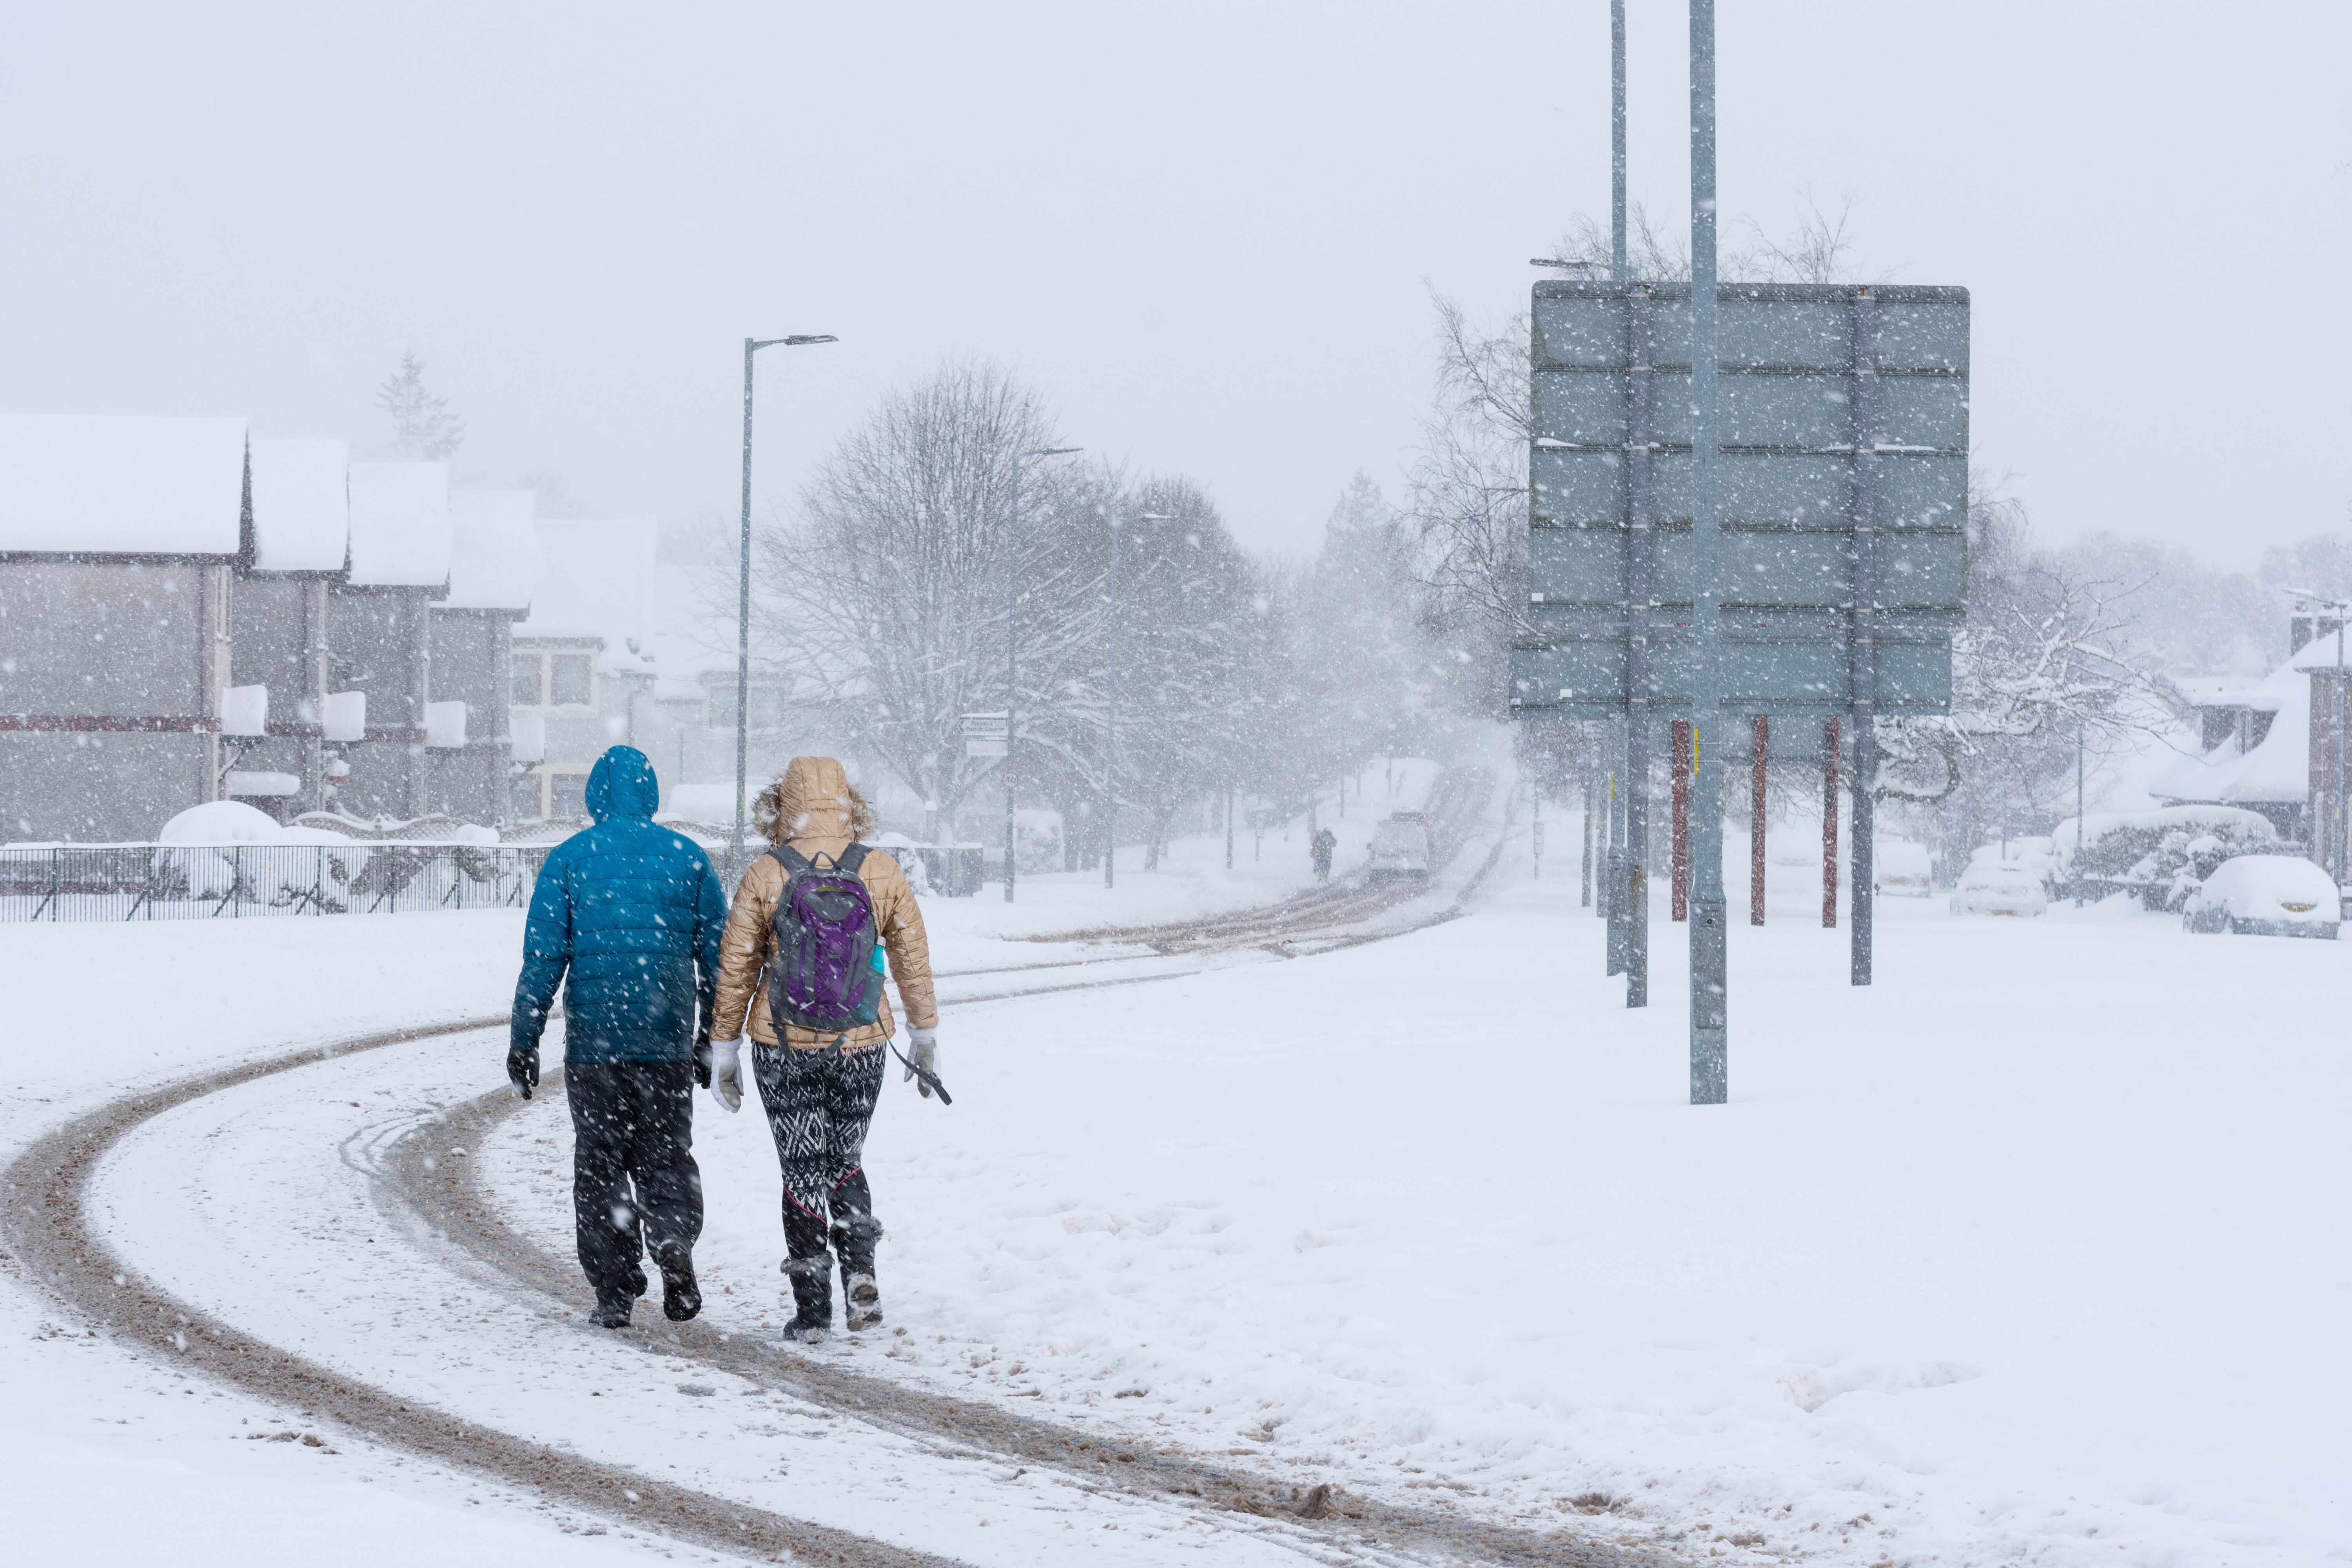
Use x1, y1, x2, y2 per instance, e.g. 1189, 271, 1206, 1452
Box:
3, 2, 2347, 564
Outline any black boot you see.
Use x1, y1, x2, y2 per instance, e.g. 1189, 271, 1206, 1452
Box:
655, 1246, 701, 1323
592, 1287, 633, 1328
780, 1254, 831, 1342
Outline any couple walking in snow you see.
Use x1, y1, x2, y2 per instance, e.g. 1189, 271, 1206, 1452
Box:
506, 748, 940, 1340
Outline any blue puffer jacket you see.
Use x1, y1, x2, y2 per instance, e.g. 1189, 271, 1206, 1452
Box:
511, 746, 729, 1064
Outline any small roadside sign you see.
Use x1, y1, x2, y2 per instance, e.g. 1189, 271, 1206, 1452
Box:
963, 711, 1009, 759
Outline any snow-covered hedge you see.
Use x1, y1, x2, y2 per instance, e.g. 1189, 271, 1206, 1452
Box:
2055, 806, 2278, 911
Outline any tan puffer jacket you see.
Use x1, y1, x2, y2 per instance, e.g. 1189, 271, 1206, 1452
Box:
710, 755, 939, 1050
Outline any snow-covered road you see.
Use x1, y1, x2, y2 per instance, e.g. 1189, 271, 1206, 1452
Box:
4, 786, 2346, 1566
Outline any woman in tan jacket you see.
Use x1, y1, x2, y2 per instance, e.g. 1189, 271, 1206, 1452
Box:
705, 756, 939, 1341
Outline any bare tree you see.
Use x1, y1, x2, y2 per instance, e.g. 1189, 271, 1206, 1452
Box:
1875, 477, 2142, 862
753, 360, 1081, 832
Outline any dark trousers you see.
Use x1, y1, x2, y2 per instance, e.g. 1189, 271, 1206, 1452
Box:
752, 1042, 885, 1300
565, 1061, 703, 1297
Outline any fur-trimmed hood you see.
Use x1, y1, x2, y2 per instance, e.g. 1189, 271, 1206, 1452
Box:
754, 756, 876, 846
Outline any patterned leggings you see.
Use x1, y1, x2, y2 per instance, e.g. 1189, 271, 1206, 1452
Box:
751, 1041, 885, 1277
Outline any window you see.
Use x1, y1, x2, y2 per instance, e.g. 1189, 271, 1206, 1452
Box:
551, 654, 593, 708
548, 771, 590, 820
510, 655, 543, 705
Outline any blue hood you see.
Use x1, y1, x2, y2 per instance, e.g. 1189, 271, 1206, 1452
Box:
584, 746, 660, 822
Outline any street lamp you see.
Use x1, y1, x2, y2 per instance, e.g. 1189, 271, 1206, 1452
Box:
1004, 445, 1082, 904
1103, 510, 1175, 890
734, 333, 836, 883
2285, 586, 2350, 888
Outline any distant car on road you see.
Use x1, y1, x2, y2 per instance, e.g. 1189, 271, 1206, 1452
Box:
1951, 859, 2048, 917
2180, 855, 2341, 938
1368, 813, 1432, 881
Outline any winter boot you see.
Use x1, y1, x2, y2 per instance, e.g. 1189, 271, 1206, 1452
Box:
657, 1251, 701, 1323
628, 1264, 648, 1300
780, 1254, 832, 1343
831, 1210, 884, 1332
592, 1287, 633, 1329
842, 1271, 882, 1332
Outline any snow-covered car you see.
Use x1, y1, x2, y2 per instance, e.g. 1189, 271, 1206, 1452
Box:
2180, 855, 2341, 938
1368, 813, 1432, 880
1951, 860, 2047, 917
1875, 838, 1934, 897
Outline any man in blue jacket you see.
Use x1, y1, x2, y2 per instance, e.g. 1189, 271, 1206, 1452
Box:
510, 746, 730, 1328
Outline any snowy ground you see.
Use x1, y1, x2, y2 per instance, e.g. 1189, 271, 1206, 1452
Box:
3, 793, 2346, 1565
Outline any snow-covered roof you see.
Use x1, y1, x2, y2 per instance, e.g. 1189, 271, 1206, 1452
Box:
345, 462, 452, 588
442, 489, 541, 612
247, 438, 349, 573
2151, 639, 2345, 807
0, 412, 247, 557
515, 519, 661, 675
2169, 675, 2278, 713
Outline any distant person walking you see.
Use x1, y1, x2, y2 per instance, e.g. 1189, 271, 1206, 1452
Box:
509, 746, 728, 1330
705, 756, 940, 1343
1312, 826, 1337, 882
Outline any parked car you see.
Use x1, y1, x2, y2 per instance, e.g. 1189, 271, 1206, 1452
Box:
1951, 859, 2048, 917
1875, 838, 1934, 897
1368, 812, 1432, 880
2180, 855, 2341, 938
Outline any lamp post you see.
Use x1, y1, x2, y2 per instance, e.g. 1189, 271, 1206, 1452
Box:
734, 333, 835, 883
2282, 588, 2350, 888
1005, 445, 1082, 903
1103, 511, 1175, 889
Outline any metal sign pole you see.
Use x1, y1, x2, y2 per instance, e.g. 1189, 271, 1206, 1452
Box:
1611, 0, 1628, 283
1622, 285, 1656, 1008
1751, 715, 1768, 925
1849, 289, 1881, 987
1686, 0, 1728, 1103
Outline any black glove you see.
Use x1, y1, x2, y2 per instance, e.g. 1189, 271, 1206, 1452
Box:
506, 1045, 539, 1101
693, 1034, 713, 1090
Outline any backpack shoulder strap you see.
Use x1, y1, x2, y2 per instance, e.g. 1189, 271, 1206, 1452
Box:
836, 842, 872, 877
768, 844, 813, 877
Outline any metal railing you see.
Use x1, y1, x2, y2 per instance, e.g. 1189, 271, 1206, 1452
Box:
0, 843, 549, 922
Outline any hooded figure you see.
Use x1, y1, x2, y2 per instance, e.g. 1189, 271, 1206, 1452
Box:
511, 745, 730, 1328
707, 755, 939, 1341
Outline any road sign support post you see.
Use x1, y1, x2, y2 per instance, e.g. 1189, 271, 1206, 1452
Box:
1621, 285, 1657, 1007
1671, 719, 1692, 921
1752, 715, 1768, 925
1580, 770, 1595, 908
1823, 716, 1840, 927
1848, 289, 1881, 987
1687, 0, 1728, 1103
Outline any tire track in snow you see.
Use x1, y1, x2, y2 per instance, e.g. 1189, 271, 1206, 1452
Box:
0, 1021, 961, 1567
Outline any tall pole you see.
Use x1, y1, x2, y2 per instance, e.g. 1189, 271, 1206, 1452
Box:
1611, 0, 1628, 281
2074, 721, 2085, 904
1687, 0, 1728, 1104
733, 332, 834, 883
1005, 449, 1023, 903
1103, 515, 1122, 890
734, 339, 756, 885
2324, 606, 2343, 888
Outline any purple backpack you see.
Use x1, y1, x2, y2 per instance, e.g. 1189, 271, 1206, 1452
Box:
764, 843, 887, 1036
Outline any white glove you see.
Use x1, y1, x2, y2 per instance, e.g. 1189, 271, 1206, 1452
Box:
709, 1039, 744, 1114
906, 1029, 938, 1099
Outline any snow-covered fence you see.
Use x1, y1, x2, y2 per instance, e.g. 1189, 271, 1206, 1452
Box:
0, 842, 548, 922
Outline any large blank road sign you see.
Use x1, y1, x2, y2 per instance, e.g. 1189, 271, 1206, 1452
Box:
1510, 282, 1968, 720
